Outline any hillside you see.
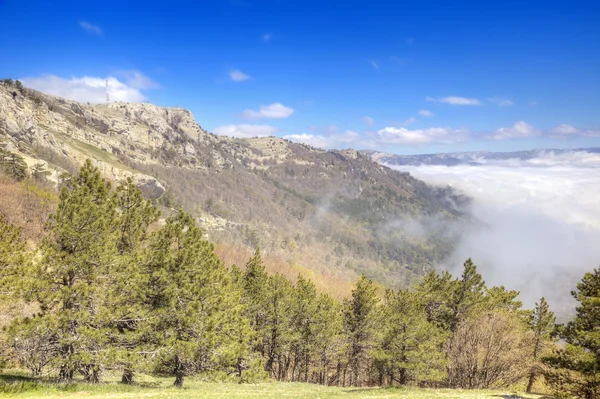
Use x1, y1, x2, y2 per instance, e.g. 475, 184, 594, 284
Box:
0, 82, 467, 292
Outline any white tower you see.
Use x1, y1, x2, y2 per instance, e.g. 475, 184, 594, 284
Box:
105, 78, 110, 102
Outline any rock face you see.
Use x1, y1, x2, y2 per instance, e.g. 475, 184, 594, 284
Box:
0, 85, 217, 197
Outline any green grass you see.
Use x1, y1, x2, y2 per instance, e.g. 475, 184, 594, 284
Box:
0, 373, 551, 399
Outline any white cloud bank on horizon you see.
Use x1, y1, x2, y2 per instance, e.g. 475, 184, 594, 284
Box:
213, 124, 277, 138
388, 150, 600, 314
283, 130, 359, 149
374, 126, 468, 144
241, 103, 294, 119
21, 72, 158, 103
489, 121, 541, 140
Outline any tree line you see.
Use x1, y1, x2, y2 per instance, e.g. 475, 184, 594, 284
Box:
0, 161, 598, 398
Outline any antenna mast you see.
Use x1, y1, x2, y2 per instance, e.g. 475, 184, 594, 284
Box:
105, 78, 110, 102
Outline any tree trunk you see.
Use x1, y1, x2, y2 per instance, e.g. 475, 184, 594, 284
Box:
174, 372, 184, 388
526, 371, 535, 393
174, 355, 184, 388
121, 368, 135, 384
236, 358, 244, 378
305, 354, 310, 383
58, 364, 74, 383
83, 365, 100, 384
398, 367, 407, 385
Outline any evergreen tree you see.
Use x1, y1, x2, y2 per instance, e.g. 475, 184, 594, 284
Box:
0, 149, 28, 181
448, 258, 486, 333
110, 178, 160, 384
242, 249, 270, 357
23, 160, 118, 382
0, 214, 27, 288
227, 264, 255, 379
376, 289, 448, 386
142, 210, 243, 387
544, 268, 600, 399
415, 270, 455, 329
526, 297, 555, 393
343, 276, 380, 386
289, 275, 318, 382
311, 292, 344, 385
263, 273, 294, 379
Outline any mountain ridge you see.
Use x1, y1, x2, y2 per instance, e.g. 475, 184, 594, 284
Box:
0, 82, 466, 292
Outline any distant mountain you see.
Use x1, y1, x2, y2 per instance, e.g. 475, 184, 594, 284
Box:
0, 83, 467, 293
367, 148, 600, 167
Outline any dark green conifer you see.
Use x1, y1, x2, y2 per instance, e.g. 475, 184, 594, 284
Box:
526, 297, 555, 393
544, 268, 600, 399
143, 210, 244, 387
343, 276, 380, 386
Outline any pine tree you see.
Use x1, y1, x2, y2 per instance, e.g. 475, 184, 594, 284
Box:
0, 149, 28, 181
263, 273, 294, 379
376, 289, 448, 386
312, 292, 344, 385
21, 160, 118, 382
544, 268, 600, 399
109, 178, 160, 384
0, 214, 27, 289
448, 258, 486, 333
343, 276, 380, 386
415, 270, 455, 329
227, 264, 255, 379
242, 249, 270, 356
526, 297, 555, 393
289, 275, 318, 382
142, 210, 243, 387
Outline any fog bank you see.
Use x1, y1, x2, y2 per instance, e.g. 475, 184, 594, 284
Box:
389, 151, 600, 317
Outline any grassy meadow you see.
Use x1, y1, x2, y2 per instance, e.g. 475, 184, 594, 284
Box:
0, 371, 551, 399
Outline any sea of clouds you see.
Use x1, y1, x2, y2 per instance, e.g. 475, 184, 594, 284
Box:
389, 150, 600, 318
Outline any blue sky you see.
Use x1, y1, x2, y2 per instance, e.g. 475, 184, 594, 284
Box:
1, 0, 599, 154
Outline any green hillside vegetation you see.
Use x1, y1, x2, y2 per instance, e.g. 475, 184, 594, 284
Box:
0, 162, 597, 398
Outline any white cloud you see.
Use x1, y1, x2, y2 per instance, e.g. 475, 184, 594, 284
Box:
488, 97, 514, 107
551, 124, 580, 135
283, 130, 359, 149
376, 126, 467, 144
370, 60, 380, 70
241, 102, 294, 119
427, 96, 481, 106
79, 21, 102, 35
229, 69, 250, 82
263, 33, 271, 42
213, 124, 277, 138
418, 109, 434, 117
21, 73, 157, 103
490, 121, 541, 140
550, 125, 600, 138
361, 116, 374, 126
390, 152, 600, 312
402, 117, 417, 126
116, 70, 160, 89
